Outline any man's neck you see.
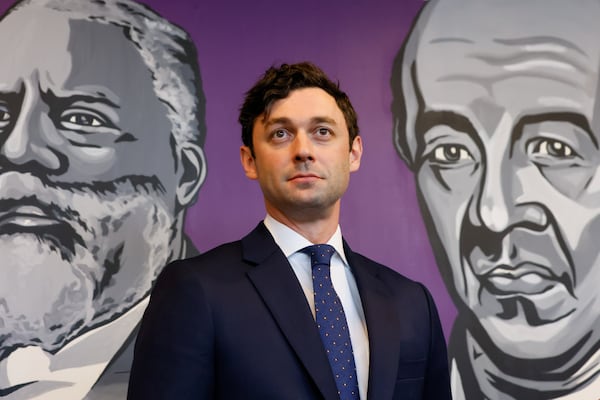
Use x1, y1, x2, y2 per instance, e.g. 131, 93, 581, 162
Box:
265, 205, 340, 244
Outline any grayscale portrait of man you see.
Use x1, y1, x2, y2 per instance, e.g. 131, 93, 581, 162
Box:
392, 0, 600, 398
0, 0, 206, 398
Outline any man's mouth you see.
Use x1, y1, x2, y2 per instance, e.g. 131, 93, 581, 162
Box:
288, 173, 321, 183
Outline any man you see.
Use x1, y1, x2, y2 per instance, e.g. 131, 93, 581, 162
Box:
129, 62, 451, 399
392, 0, 600, 398
0, 0, 206, 398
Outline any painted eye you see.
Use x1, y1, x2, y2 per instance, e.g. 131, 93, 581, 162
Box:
432, 144, 472, 163
58, 107, 115, 132
534, 139, 575, 158
0, 105, 10, 130
65, 113, 104, 127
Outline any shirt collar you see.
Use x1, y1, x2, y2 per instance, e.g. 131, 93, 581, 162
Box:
263, 214, 349, 266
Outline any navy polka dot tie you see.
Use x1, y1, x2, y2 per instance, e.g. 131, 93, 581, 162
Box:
301, 244, 359, 400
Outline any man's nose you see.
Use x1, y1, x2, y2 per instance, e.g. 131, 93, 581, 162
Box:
0, 90, 65, 175
293, 131, 315, 162
469, 158, 548, 234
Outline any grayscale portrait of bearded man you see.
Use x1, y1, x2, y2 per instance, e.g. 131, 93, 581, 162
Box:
0, 0, 206, 398
392, 0, 600, 398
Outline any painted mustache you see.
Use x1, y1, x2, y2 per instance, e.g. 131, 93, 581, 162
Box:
0, 196, 84, 261
0, 172, 164, 261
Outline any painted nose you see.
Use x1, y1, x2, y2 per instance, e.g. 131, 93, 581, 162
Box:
0, 89, 65, 175
470, 160, 547, 233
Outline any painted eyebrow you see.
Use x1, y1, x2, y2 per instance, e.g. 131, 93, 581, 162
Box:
414, 110, 482, 158
0, 91, 22, 107
416, 110, 476, 137
414, 110, 598, 160
41, 90, 120, 109
512, 112, 598, 149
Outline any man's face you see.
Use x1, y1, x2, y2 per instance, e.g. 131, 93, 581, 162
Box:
407, 2, 600, 360
241, 87, 362, 222
0, 9, 181, 353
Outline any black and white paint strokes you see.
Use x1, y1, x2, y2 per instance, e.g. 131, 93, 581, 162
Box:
392, 0, 600, 398
0, 0, 205, 398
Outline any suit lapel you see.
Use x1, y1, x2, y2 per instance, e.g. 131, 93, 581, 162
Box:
344, 243, 402, 400
243, 223, 339, 400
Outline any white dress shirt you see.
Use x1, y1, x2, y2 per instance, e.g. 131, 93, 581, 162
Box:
264, 215, 370, 399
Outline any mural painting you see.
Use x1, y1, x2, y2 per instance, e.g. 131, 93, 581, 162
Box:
392, 0, 600, 398
0, 0, 205, 398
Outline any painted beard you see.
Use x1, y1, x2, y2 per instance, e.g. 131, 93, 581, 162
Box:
0, 172, 178, 357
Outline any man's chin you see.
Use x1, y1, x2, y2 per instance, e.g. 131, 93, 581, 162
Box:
0, 236, 96, 354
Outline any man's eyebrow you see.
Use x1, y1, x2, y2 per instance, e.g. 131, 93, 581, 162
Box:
263, 116, 338, 128
513, 112, 598, 149
310, 116, 338, 125
263, 117, 291, 129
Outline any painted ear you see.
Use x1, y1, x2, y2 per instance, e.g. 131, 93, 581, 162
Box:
176, 143, 206, 207
393, 117, 416, 168
240, 145, 258, 180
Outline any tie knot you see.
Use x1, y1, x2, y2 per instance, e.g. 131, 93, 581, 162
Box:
300, 244, 336, 267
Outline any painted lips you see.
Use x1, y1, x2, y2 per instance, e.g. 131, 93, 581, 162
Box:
482, 263, 563, 296
0, 205, 61, 229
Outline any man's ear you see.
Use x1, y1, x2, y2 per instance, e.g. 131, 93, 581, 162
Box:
349, 135, 363, 172
240, 145, 258, 180
176, 143, 206, 207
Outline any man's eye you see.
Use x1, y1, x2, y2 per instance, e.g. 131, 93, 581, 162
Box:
431, 144, 472, 163
271, 129, 291, 141
316, 127, 331, 136
532, 138, 576, 158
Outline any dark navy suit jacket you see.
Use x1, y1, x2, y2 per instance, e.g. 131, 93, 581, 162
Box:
128, 223, 451, 399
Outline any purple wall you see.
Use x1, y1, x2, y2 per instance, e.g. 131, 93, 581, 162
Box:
149, 0, 456, 336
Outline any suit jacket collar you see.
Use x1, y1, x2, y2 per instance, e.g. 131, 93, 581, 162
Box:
242, 222, 339, 400
243, 222, 401, 399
